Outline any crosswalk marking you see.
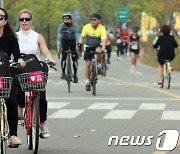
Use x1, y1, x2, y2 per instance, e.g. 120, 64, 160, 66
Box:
48, 102, 70, 109
139, 103, 166, 110
161, 111, 180, 120
47, 102, 180, 120
103, 110, 137, 119
48, 109, 85, 119
87, 103, 118, 110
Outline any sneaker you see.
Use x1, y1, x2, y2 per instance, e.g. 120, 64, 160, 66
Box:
86, 83, 91, 91
61, 74, 66, 79
97, 66, 102, 75
40, 125, 50, 138
73, 75, 78, 83
130, 65, 136, 73
9, 136, 22, 147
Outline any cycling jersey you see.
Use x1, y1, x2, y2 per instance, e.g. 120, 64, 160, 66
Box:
57, 23, 79, 50
81, 23, 106, 47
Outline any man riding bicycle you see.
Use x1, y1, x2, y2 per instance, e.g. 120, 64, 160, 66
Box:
77, 12, 106, 91
57, 12, 79, 83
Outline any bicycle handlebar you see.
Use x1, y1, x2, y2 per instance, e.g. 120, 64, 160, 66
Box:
44, 59, 57, 71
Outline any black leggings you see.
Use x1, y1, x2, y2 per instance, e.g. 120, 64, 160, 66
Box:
17, 85, 47, 123
61, 39, 78, 75
5, 81, 18, 136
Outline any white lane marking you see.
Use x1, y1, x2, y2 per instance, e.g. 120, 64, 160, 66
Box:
47, 97, 180, 101
161, 111, 180, 120
87, 103, 118, 110
48, 102, 70, 109
103, 110, 137, 119
48, 109, 85, 118
139, 103, 166, 110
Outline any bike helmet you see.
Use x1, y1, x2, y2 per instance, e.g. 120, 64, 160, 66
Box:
90, 12, 102, 19
62, 12, 72, 19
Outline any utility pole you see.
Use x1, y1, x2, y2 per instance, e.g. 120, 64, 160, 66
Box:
1, 0, 4, 8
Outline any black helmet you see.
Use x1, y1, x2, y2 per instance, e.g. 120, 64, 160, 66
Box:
90, 12, 102, 19
62, 12, 72, 19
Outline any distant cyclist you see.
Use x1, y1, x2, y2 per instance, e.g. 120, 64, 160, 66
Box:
77, 12, 106, 91
57, 12, 79, 83
153, 25, 178, 85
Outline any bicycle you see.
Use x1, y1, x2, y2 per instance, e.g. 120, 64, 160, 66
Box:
16, 60, 56, 154
88, 50, 103, 96
160, 60, 172, 89
0, 76, 13, 154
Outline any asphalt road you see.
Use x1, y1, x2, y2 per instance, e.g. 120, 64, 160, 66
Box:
7, 53, 180, 154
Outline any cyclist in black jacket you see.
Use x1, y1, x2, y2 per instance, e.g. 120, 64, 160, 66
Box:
0, 8, 26, 147
57, 12, 79, 83
153, 25, 178, 84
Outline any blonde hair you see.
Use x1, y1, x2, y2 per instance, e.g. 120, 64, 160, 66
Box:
19, 9, 32, 19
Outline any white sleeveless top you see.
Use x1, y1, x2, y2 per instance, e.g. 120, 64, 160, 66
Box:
16, 29, 41, 59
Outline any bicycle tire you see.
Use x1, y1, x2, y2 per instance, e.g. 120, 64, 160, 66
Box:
25, 98, 33, 150
167, 73, 171, 89
66, 52, 72, 93
91, 62, 96, 95
1, 140, 6, 154
1, 102, 7, 154
102, 56, 107, 76
1, 110, 7, 154
31, 97, 40, 154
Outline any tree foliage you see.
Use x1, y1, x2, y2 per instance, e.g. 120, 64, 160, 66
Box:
3, 0, 180, 48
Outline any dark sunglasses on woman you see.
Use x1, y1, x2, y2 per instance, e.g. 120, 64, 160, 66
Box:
0, 15, 5, 20
19, 18, 31, 22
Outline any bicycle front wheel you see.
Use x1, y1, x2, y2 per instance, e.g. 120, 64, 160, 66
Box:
91, 63, 97, 95
31, 97, 40, 154
67, 61, 72, 93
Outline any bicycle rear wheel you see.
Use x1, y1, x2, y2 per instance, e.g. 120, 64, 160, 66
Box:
167, 73, 171, 89
91, 63, 97, 95
31, 97, 40, 154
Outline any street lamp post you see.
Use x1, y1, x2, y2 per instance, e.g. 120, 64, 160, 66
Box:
1, 0, 4, 8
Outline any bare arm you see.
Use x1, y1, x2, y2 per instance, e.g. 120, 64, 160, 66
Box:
101, 39, 106, 51
38, 34, 57, 65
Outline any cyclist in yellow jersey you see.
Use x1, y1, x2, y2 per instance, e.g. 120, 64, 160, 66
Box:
77, 12, 106, 91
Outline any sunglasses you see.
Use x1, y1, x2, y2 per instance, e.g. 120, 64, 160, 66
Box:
0, 15, 5, 20
90, 18, 98, 21
19, 18, 31, 22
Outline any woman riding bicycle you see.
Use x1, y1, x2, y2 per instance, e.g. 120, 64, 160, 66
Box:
0, 8, 26, 147
16, 9, 56, 138
153, 25, 178, 85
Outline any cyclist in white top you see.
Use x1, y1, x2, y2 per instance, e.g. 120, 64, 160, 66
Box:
16, 9, 56, 138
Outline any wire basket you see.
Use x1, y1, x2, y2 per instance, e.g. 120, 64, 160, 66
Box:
17, 72, 48, 91
0, 77, 13, 98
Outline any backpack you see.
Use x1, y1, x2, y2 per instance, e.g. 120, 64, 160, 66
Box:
20, 54, 48, 73
0, 50, 10, 77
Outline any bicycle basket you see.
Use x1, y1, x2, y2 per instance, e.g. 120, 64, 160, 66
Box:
0, 77, 13, 98
17, 71, 48, 91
